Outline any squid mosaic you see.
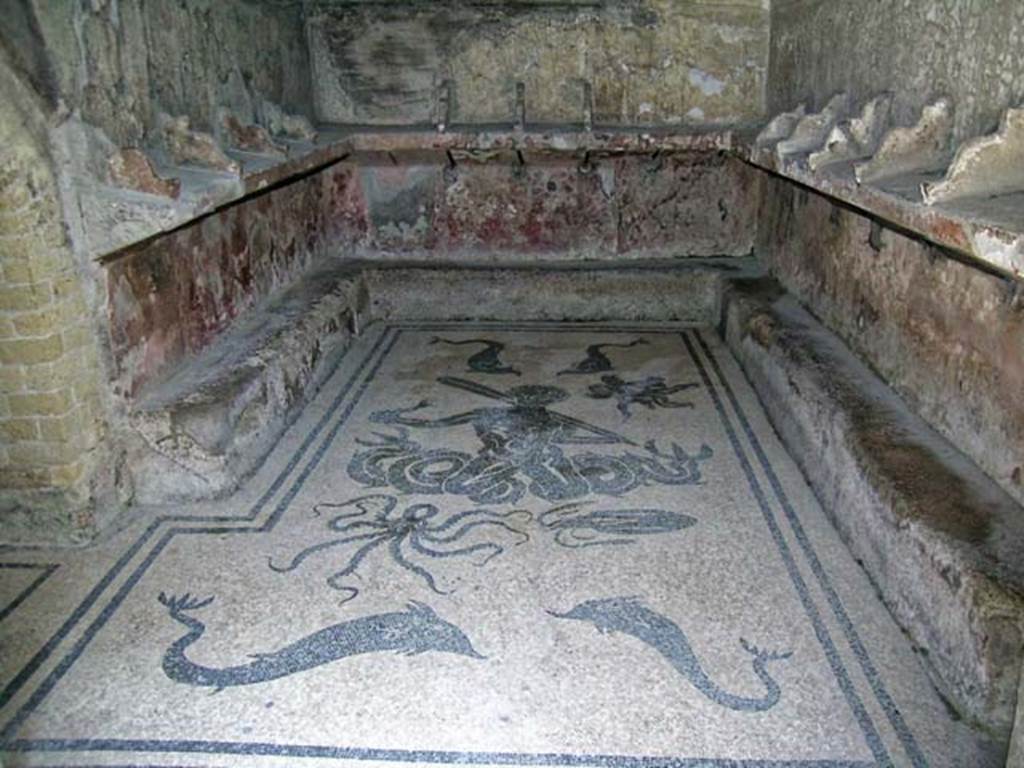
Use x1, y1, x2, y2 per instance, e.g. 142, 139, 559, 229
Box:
268, 492, 698, 598
538, 502, 696, 548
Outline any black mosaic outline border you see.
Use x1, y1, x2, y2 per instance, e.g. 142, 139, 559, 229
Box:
0, 563, 59, 624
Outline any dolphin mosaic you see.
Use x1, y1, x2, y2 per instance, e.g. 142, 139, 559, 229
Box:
158, 593, 484, 690
558, 340, 648, 376
550, 596, 792, 712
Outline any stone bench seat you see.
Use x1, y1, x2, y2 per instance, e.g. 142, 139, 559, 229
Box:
720, 277, 1024, 736
127, 263, 366, 504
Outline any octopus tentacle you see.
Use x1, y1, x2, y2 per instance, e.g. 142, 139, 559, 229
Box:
423, 508, 495, 532
322, 581, 359, 605
390, 538, 450, 594
322, 537, 393, 596
316, 494, 397, 523
410, 536, 503, 567
422, 518, 530, 545
324, 520, 387, 535
268, 531, 384, 573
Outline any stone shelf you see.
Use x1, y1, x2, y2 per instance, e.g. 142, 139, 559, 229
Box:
738, 142, 1024, 281
90, 124, 745, 263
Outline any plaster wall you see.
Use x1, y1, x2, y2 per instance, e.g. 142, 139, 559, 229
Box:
108, 151, 757, 399
105, 163, 363, 400
769, 0, 1024, 143
307, 0, 770, 127
756, 176, 1024, 508
349, 151, 758, 261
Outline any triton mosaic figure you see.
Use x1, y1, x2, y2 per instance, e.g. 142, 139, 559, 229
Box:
349, 376, 713, 505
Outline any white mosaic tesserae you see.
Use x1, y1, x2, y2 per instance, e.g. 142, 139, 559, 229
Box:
0, 323, 1000, 768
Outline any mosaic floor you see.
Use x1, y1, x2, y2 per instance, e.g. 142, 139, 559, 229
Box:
0, 323, 1000, 768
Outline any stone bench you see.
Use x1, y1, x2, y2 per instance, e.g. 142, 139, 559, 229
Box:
127, 263, 366, 504
720, 276, 1024, 738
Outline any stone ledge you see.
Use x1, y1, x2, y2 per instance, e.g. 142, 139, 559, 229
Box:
126, 263, 367, 505
719, 277, 1024, 736
362, 257, 759, 324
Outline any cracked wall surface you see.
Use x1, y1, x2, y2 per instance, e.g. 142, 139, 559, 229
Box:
769, 0, 1024, 143
28, 0, 313, 145
307, 0, 769, 127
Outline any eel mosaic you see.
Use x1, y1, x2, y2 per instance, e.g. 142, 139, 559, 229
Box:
430, 337, 521, 376
558, 340, 648, 376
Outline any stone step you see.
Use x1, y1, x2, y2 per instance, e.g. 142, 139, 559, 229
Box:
127, 263, 366, 504
719, 276, 1024, 737
361, 258, 757, 324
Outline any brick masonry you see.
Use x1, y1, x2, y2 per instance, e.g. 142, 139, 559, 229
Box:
0, 64, 110, 544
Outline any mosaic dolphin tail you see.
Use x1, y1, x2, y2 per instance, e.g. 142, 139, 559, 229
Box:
430, 337, 521, 376
549, 596, 791, 712
157, 593, 485, 690
558, 339, 648, 376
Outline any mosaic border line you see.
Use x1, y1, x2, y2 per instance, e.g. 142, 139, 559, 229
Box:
1, 739, 876, 768
690, 331, 926, 768
0, 322, 923, 767
0, 563, 59, 624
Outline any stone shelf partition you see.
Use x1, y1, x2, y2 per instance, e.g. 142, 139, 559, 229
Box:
86, 125, 745, 263
81, 132, 352, 263
739, 138, 1024, 281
